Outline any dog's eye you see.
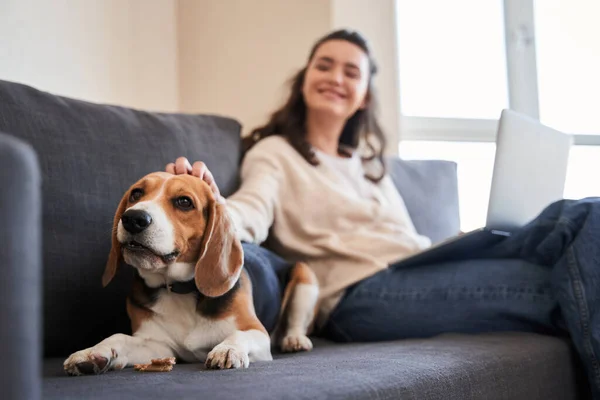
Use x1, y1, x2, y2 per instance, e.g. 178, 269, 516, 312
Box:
129, 188, 144, 202
174, 196, 194, 211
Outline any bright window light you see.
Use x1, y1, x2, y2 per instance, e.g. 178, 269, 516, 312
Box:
397, 0, 509, 119
534, 0, 600, 134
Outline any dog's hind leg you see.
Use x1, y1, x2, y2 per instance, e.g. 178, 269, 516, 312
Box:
277, 262, 319, 353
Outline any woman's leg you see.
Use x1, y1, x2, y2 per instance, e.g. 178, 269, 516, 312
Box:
483, 197, 600, 396
240, 242, 293, 333
322, 197, 600, 395
322, 258, 560, 342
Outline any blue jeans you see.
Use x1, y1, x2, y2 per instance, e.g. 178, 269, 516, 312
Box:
319, 197, 600, 397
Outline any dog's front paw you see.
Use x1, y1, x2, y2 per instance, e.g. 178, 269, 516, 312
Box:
205, 344, 249, 369
63, 345, 116, 376
280, 333, 313, 353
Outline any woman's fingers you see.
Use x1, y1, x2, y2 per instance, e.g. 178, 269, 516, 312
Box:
191, 161, 207, 179
192, 161, 223, 201
174, 157, 193, 175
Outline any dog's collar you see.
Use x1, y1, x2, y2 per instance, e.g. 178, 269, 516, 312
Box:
160, 279, 199, 295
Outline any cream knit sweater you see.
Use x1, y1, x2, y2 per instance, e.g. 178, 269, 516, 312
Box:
226, 136, 432, 327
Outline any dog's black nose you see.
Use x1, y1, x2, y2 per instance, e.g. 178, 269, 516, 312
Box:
121, 209, 152, 234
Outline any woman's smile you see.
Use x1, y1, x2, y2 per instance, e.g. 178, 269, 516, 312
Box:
317, 87, 346, 101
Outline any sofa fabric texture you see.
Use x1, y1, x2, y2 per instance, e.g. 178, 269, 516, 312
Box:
387, 158, 461, 244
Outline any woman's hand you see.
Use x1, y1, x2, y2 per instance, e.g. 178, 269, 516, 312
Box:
165, 157, 226, 204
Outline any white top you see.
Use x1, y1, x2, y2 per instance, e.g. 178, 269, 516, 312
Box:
313, 148, 377, 200
226, 136, 431, 327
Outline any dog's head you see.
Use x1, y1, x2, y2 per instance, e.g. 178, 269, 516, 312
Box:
103, 172, 243, 297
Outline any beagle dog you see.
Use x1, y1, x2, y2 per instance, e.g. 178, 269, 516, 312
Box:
63, 172, 318, 375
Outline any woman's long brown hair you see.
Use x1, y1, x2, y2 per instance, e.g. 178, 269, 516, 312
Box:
242, 29, 387, 183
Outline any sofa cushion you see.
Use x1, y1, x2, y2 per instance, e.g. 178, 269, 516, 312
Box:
0, 79, 242, 357
387, 158, 460, 244
42, 333, 584, 400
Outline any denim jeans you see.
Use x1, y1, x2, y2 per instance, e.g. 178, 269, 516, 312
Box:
319, 197, 600, 398
240, 242, 294, 333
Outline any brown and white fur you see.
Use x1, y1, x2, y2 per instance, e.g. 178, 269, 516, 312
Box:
63, 172, 318, 375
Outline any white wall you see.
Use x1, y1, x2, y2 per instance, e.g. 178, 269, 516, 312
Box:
177, 0, 331, 135
0, 0, 401, 152
0, 0, 179, 112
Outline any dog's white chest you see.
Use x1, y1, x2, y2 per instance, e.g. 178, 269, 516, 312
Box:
138, 292, 237, 361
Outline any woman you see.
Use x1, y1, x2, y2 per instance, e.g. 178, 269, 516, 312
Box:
167, 29, 600, 396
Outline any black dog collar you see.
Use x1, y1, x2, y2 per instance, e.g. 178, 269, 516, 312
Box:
160, 279, 199, 295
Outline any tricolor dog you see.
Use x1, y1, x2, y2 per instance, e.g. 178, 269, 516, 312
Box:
64, 172, 318, 375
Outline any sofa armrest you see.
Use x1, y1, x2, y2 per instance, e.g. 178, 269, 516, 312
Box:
0, 132, 42, 400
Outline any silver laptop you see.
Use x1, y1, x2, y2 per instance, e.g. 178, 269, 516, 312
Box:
395, 108, 573, 268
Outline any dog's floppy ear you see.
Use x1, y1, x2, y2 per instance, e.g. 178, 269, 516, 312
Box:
195, 199, 243, 298
102, 192, 129, 287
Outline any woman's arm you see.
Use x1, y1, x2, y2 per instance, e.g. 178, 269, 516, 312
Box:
226, 149, 282, 244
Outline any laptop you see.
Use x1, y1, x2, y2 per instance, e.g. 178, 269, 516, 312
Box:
394, 108, 573, 268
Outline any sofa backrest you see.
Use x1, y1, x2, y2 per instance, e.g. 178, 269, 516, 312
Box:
0, 79, 243, 357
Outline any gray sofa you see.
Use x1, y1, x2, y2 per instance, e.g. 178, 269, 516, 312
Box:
0, 79, 589, 399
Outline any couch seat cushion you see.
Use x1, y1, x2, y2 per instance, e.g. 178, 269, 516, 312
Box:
43, 332, 584, 400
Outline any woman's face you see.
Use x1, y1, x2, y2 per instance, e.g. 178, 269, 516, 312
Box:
302, 39, 370, 120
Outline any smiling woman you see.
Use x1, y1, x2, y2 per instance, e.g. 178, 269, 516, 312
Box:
241, 29, 388, 183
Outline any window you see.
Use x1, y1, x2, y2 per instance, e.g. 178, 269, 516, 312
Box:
397, 0, 508, 120
534, 0, 600, 135
396, 0, 600, 231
